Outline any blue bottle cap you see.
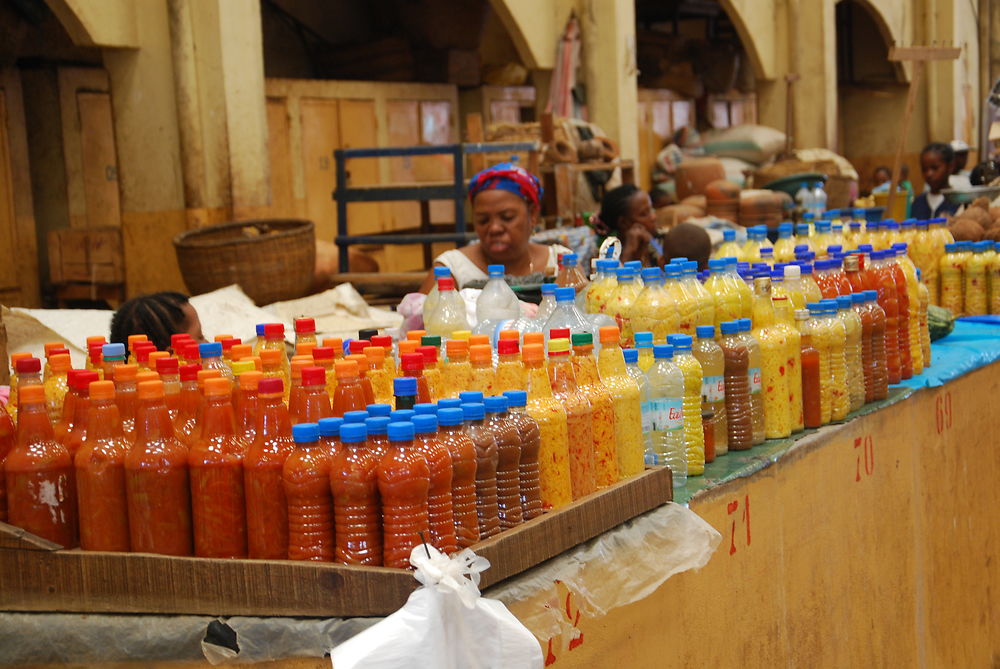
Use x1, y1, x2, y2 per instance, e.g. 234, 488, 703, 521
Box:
596, 259, 619, 271
795, 225, 810, 235
412, 414, 438, 433
318, 417, 343, 438
365, 416, 389, 435
807, 302, 824, 313
292, 423, 319, 443
433, 266, 452, 278
555, 286, 576, 302
413, 403, 438, 415
723, 229, 736, 241
390, 409, 415, 422
199, 342, 222, 358
634, 331, 653, 346
696, 325, 715, 339
669, 257, 688, 264
562, 253, 578, 266
438, 408, 465, 426
738, 318, 752, 331
103, 342, 126, 358
615, 267, 634, 281
836, 296, 852, 309
622, 348, 638, 364
255, 324, 266, 337
484, 395, 508, 413
343, 410, 368, 424
708, 259, 726, 271
340, 423, 367, 443
487, 264, 505, 277
625, 260, 643, 271
851, 292, 865, 304
641, 267, 662, 282
502, 390, 527, 407
387, 421, 415, 441
720, 321, 740, 335
799, 262, 813, 274
366, 403, 392, 417
671, 334, 693, 350
461, 402, 485, 421
827, 244, 843, 254
541, 282, 557, 295
394, 376, 417, 397
437, 398, 462, 410
653, 344, 674, 359
459, 391, 484, 404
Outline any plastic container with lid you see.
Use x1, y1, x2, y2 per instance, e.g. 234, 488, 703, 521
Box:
295, 366, 332, 425
835, 295, 865, 412
794, 309, 823, 429
644, 345, 687, 487
719, 321, 753, 450
547, 338, 595, 499
693, 325, 728, 455
569, 333, 619, 487
468, 344, 496, 396
244, 376, 293, 559
376, 421, 431, 568
804, 304, 833, 424
476, 264, 521, 324
683, 261, 715, 328
416, 345, 443, 401
435, 407, 480, 547
363, 346, 393, 405
771, 297, 803, 433
556, 252, 590, 296
597, 327, 646, 478
460, 402, 501, 538
705, 259, 742, 328
483, 396, 524, 529
282, 422, 335, 561
634, 331, 655, 372
891, 244, 924, 375
964, 240, 990, 316
667, 334, 705, 476
521, 343, 572, 509
773, 222, 797, 263
752, 278, 792, 439
411, 414, 458, 553
916, 269, 932, 368
544, 286, 594, 341
738, 319, 766, 444
441, 339, 473, 399
329, 422, 382, 564
632, 267, 677, 344
609, 268, 642, 346
501, 391, 544, 519
938, 243, 964, 315
234, 370, 262, 445
585, 259, 619, 314
494, 338, 527, 394
798, 263, 824, 304
885, 249, 914, 380
871, 250, 903, 384
423, 266, 452, 325
664, 263, 701, 336
861, 291, 889, 401
426, 277, 471, 339
820, 301, 850, 422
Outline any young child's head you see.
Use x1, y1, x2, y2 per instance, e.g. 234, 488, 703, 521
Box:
921, 142, 954, 193
664, 222, 711, 270
110, 292, 203, 351
873, 166, 891, 187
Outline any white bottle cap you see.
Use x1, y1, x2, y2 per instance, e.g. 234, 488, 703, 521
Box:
784, 264, 801, 279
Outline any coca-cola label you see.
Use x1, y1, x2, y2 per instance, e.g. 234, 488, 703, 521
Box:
648, 398, 683, 432
702, 375, 725, 403
748, 367, 763, 394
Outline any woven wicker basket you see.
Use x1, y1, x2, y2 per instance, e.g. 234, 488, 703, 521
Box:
173, 219, 315, 305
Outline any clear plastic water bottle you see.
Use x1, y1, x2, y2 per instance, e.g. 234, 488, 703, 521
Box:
423, 266, 452, 324
796, 181, 814, 213
622, 347, 653, 460
476, 265, 521, 322
535, 283, 558, 323
811, 181, 827, 219
645, 344, 688, 487
544, 287, 593, 339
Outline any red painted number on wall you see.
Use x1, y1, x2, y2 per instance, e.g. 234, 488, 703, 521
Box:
935, 391, 952, 435
854, 435, 874, 481
727, 494, 751, 555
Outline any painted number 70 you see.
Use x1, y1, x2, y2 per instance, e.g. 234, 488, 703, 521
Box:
854, 435, 874, 481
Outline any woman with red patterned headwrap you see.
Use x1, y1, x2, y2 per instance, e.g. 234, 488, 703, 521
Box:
418, 161, 571, 292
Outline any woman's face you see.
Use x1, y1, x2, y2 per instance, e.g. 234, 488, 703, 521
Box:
922, 151, 951, 192
472, 189, 535, 263
623, 191, 656, 234
181, 302, 206, 343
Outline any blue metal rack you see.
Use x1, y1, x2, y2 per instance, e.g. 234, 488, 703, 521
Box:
333, 141, 538, 272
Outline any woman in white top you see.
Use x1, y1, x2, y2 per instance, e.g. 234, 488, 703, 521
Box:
419, 161, 571, 291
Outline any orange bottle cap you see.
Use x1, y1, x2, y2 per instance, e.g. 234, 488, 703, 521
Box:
88, 380, 116, 400
522, 343, 544, 363
86, 336, 107, 347
49, 353, 71, 372
148, 351, 170, 365
213, 334, 234, 343
335, 359, 359, 379
231, 344, 252, 360
599, 326, 621, 343
127, 334, 149, 350
398, 340, 419, 356
247, 355, 262, 371
321, 337, 343, 351
239, 370, 263, 390
470, 344, 492, 363
296, 341, 317, 356
260, 349, 282, 364
197, 369, 221, 385
44, 342, 65, 356
364, 346, 385, 362
291, 354, 312, 364
469, 334, 489, 347
204, 377, 231, 396
113, 363, 138, 382
291, 358, 311, 379
498, 330, 520, 342
406, 330, 427, 342
10, 352, 32, 365
19, 384, 45, 403
346, 353, 370, 371
523, 332, 544, 346
137, 379, 165, 400
136, 370, 160, 384
446, 339, 468, 356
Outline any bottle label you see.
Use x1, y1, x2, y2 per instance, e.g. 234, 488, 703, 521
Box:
640, 400, 653, 433
648, 398, 683, 432
748, 367, 763, 395
702, 375, 725, 403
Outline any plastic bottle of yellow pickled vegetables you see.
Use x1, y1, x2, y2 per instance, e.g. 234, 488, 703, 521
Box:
799, 261, 824, 304
835, 295, 865, 412
664, 263, 699, 336
610, 267, 642, 347
964, 241, 990, 316
585, 259, 618, 315
742, 226, 767, 262
737, 319, 765, 444
571, 333, 619, 487
916, 269, 932, 367
773, 223, 796, 263
666, 334, 705, 475
831, 222, 847, 249
724, 257, 754, 320
777, 264, 807, 310
714, 228, 743, 261
890, 243, 924, 375
938, 243, 964, 316
751, 278, 791, 439
813, 220, 834, 257
981, 242, 998, 313
795, 223, 815, 254
883, 220, 903, 249
693, 325, 728, 454
911, 220, 938, 305
44, 352, 72, 423
705, 259, 742, 328
631, 267, 677, 343
494, 338, 526, 393
682, 261, 715, 327
441, 339, 474, 399
772, 297, 803, 432
991, 243, 1000, 315
521, 342, 572, 509
634, 332, 655, 372
546, 337, 596, 499
804, 303, 832, 425
597, 326, 646, 478
820, 299, 850, 421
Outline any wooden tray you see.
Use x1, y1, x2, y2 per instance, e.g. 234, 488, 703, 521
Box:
0, 466, 672, 618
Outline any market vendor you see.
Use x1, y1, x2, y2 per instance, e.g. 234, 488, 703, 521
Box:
418, 161, 571, 292
912, 142, 962, 219
594, 183, 662, 266
110, 291, 205, 351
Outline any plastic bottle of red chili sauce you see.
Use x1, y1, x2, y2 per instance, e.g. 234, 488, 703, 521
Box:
188, 377, 249, 558
331, 360, 368, 417
234, 370, 262, 445
75, 379, 131, 551
113, 363, 139, 443
283, 422, 335, 561
156, 357, 182, 419
483, 395, 524, 529
435, 407, 479, 548
64, 371, 99, 457
244, 377, 293, 559
378, 420, 431, 568
0, 400, 14, 522
501, 390, 543, 521
460, 401, 501, 540
411, 413, 457, 553
126, 379, 192, 555
5, 385, 78, 546
318, 416, 344, 459
330, 422, 382, 564
174, 363, 202, 442
296, 367, 333, 424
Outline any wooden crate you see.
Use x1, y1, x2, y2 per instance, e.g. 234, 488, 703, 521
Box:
47, 226, 124, 284
0, 467, 672, 618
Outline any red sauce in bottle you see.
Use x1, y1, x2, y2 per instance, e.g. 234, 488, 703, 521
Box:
484, 396, 524, 529
330, 422, 382, 564
244, 377, 293, 559
234, 370, 262, 445
113, 364, 139, 443
331, 360, 368, 417
435, 409, 480, 548
411, 414, 457, 553
461, 402, 501, 540
283, 422, 335, 561
799, 336, 823, 429
378, 421, 430, 568
64, 371, 100, 457
296, 367, 333, 424
501, 391, 543, 521
188, 377, 248, 558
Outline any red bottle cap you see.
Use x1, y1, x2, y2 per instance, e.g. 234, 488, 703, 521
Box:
264, 323, 285, 337
179, 363, 202, 382
221, 338, 241, 353
437, 277, 455, 290
400, 353, 424, 372
312, 346, 335, 361
156, 357, 180, 375
370, 335, 392, 348
295, 318, 316, 334
301, 366, 326, 386
258, 377, 283, 395
497, 339, 520, 355
171, 333, 192, 350
72, 370, 100, 390
348, 339, 370, 355
15, 357, 41, 374
549, 328, 570, 341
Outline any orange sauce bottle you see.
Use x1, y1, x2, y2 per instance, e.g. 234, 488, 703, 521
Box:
378, 420, 431, 568
5, 385, 78, 546
134, 343, 158, 371
547, 338, 596, 499
260, 348, 290, 404
484, 395, 524, 529
64, 371, 100, 457
235, 370, 262, 444
174, 364, 203, 446
501, 390, 543, 520
331, 360, 368, 417
188, 377, 248, 558
287, 357, 311, 420
872, 251, 902, 384
321, 337, 345, 359
244, 377, 293, 559
155, 357, 182, 420
0, 400, 14, 522
494, 339, 527, 393
113, 364, 139, 443
126, 334, 148, 365
435, 407, 480, 548
570, 333, 619, 488
330, 422, 382, 564
365, 415, 391, 460
296, 367, 333, 424
312, 346, 338, 398
469, 344, 496, 395
345, 354, 377, 405
363, 346, 393, 405
411, 414, 457, 553
399, 354, 432, 404
75, 379, 131, 551
370, 335, 396, 378
55, 369, 81, 445
442, 339, 473, 399
283, 422, 335, 561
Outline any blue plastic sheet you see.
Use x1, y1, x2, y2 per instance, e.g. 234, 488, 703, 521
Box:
893, 319, 1000, 389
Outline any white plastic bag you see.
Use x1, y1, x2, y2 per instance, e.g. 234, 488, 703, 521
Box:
330, 545, 543, 669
